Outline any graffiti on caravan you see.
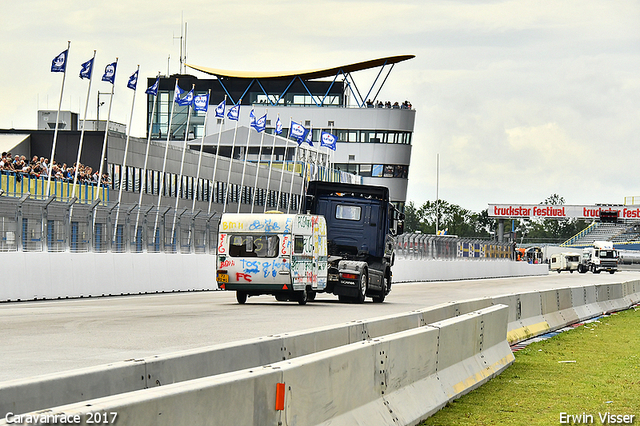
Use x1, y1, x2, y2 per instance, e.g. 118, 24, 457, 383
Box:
488, 204, 631, 219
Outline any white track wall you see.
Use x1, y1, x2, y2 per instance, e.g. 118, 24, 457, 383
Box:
0, 253, 546, 302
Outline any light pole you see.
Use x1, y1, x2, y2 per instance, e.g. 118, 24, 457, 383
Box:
96, 91, 112, 130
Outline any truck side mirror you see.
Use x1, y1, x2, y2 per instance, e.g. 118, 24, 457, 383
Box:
397, 213, 405, 236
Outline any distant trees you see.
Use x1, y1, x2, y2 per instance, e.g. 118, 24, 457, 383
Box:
404, 194, 589, 243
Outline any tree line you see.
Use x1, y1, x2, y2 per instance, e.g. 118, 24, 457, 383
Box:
404, 194, 589, 244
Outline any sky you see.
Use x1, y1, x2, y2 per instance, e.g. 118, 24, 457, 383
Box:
1, 1, 639, 212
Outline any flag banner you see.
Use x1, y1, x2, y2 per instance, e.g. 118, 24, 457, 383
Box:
51, 49, 68, 72
249, 109, 256, 128
145, 78, 159, 96
227, 104, 240, 121
174, 84, 185, 102
176, 88, 194, 106
193, 93, 209, 112
102, 62, 117, 84
254, 113, 267, 133
215, 99, 226, 118
79, 57, 93, 79
305, 128, 313, 147
290, 121, 306, 144
127, 69, 139, 90
320, 131, 337, 151
275, 116, 283, 135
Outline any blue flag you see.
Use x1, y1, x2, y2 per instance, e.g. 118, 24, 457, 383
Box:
174, 84, 185, 103
193, 93, 209, 112
51, 49, 68, 73
215, 99, 225, 118
127, 69, 138, 90
320, 131, 337, 151
305, 127, 313, 147
102, 62, 117, 84
290, 121, 307, 144
253, 113, 267, 133
176, 88, 194, 106
79, 58, 93, 79
249, 109, 256, 128
145, 78, 159, 96
227, 104, 240, 121
275, 117, 283, 135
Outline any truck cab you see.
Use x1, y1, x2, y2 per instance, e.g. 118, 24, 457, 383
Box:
578, 241, 618, 274
216, 213, 327, 305
305, 181, 403, 303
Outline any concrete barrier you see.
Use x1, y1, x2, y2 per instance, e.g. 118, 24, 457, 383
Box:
0, 305, 513, 426
0, 252, 217, 302
2, 280, 639, 424
392, 259, 548, 282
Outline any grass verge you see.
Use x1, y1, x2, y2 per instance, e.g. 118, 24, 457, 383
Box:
421, 306, 640, 426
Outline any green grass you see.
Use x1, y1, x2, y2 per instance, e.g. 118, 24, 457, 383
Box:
421, 306, 640, 426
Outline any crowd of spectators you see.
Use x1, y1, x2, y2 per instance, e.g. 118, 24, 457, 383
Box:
0, 152, 110, 185
365, 99, 412, 109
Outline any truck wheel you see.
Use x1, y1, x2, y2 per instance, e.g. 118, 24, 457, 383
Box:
609, 270, 615, 274
297, 286, 308, 305
373, 275, 388, 303
236, 291, 247, 304
356, 271, 367, 304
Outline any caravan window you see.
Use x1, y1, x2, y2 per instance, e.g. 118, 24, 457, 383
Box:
228, 235, 279, 258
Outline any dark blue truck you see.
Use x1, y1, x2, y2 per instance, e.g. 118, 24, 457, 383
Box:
305, 181, 404, 303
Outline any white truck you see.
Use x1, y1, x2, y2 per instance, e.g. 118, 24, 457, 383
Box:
549, 252, 581, 273
216, 212, 328, 305
577, 241, 618, 274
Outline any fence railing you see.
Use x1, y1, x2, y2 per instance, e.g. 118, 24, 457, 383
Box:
395, 233, 514, 261
0, 171, 108, 203
0, 196, 220, 255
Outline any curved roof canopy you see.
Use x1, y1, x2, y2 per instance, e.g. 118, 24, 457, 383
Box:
186, 55, 414, 80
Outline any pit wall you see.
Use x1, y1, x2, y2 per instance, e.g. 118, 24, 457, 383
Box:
0, 253, 546, 302
2, 280, 638, 426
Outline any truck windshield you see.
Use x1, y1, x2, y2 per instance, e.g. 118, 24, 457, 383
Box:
600, 250, 617, 259
228, 235, 279, 258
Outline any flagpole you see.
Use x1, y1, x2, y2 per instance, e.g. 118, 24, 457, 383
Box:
170, 84, 194, 248
153, 78, 179, 247
287, 117, 298, 214
299, 147, 308, 214
46, 40, 70, 199
96, 58, 118, 195
223, 99, 241, 213
72, 49, 96, 200
276, 134, 288, 213
238, 109, 254, 214
251, 110, 267, 213
113, 65, 140, 246
266, 114, 279, 211
134, 75, 160, 246
207, 95, 226, 215
192, 89, 210, 213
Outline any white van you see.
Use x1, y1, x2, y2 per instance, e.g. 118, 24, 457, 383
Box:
216, 213, 327, 305
549, 252, 581, 273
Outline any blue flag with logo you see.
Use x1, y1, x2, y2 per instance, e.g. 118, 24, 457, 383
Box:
174, 84, 185, 103
102, 62, 117, 84
145, 78, 159, 96
304, 127, 313, 147
227, 104, 240, 121
51, 49, 68, 73
215, 99, 226, 118
127, 70, 138, 90
176, 88, 194, 106
320, 131, 337, 151
275, 117, 283, 135
193, 93, 209, 112
253, 113, 267, 133
79, 58, 93, 79
290, 121, 307, 144
249, 109, 256, 128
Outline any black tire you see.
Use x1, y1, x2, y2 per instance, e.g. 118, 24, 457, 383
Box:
297, 286, 308, 305
236, 291, 247, 304
609, 270, 615, 274
355, 270, 367, 304
308, 291, 316, 301
373, 275, 388, 303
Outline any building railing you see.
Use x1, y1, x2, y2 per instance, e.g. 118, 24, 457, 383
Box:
395, 233, 514, 261
0, 171, 108, 204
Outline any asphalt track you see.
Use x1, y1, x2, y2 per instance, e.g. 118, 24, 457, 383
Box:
1, 271, 637, 382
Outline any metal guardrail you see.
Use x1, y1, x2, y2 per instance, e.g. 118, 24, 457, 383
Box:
395, 233, 514, 261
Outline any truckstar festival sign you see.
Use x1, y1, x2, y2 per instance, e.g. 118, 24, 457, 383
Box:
488, 204, 640, 220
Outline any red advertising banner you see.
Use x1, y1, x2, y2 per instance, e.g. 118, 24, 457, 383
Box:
488, 204, 639, 219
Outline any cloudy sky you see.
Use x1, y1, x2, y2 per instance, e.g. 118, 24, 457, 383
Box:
2, 1, 639, 212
